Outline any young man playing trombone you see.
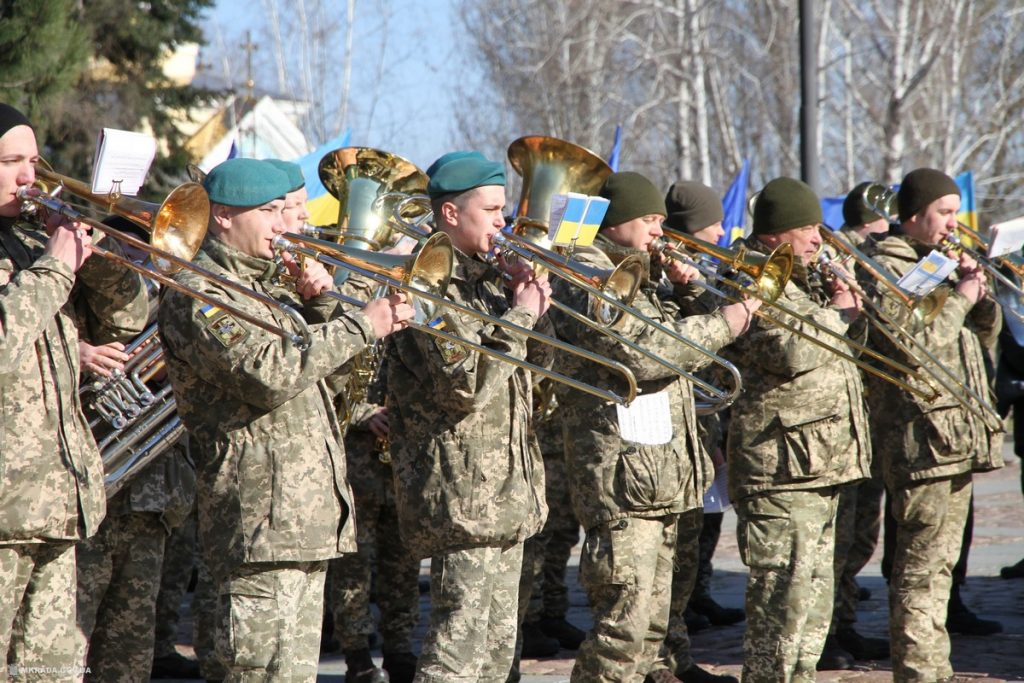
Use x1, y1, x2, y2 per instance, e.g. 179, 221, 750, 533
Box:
546, 171, 757, 683
864, 168, 1002, 682
383, 153, 553, 683
157, 157, 413, 681
0, 103, 149, 679
725, 177, 872, 683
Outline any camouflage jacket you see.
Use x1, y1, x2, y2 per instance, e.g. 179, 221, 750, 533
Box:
724, 237, 871, 502
0, 219, 147, 543
384, 250, 546, 559
860, 234, 1003, 486
548, 236, 733, 531
158, 236, 376, 579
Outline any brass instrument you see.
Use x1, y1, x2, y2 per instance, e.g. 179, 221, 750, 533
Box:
812, 248, 1003, 431
20, 167, 313, 350
82, 324, 186, 496
496, 136, 743, 411
654, 232, 941, 403
860, 182, 898, 221
942, 224, 1024, 320
274, 231, 641, 406
317, 147, 431, 250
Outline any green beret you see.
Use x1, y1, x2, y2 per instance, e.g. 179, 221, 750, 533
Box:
842, 181, 880, 227
264, 158, 305, 192
664, 180, 723, 234
599, 171, 666, 228
204, 158, 291, 208
426, 151, 485, 178
426, 156, 505, 199
897, 168, 959, 221
752, 177, 822, 235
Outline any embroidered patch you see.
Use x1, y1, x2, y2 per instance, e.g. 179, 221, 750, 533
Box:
433, 334, 469, 365
205, 312, 248, 348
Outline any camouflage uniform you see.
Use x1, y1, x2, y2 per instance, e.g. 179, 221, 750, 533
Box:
0, 220, 146, 680
861, 234, 1002, 682
385, 251, 547, 682
153, 507, 198, 658
547, 236, 734, 683
725, 237, 871, 683
158, 235, 374, 681
827, 226, 886, 637
327, 399, 420, 657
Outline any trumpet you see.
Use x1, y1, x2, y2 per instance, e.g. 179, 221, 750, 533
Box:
21, 166, 313, 350
652, 232, 941, 403
941, 225, 1024, 320
273, 231, 641, 406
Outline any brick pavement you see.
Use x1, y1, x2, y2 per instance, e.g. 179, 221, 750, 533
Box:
156, 445, 1024, 682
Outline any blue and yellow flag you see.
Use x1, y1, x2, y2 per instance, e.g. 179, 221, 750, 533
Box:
721, 160, 750, 246
955, 170, 977, 231
291, 129, 353, 226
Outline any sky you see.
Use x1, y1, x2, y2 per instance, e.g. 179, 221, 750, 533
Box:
200, 0, 467, 169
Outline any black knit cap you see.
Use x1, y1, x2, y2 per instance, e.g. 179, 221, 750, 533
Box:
842, 181, 884, 227
751, 177, 821, 235
599, 171, 666, 229
0, 103, 32, 139
664, 181, 723, 234
897, 168, 959, 221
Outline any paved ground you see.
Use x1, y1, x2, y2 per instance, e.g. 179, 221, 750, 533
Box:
158, 443, 1024, 682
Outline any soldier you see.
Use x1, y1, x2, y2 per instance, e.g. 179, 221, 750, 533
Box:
864, 168, 1002, 682
655, 180, 742, 683
839, 181, 892, 248
0, 103, 149, 679
157, 157, 414, 681
546, 171, 758, 683
385, 153, 552, 682
726, 177, 871, 682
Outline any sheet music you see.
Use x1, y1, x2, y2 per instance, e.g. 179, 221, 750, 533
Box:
895, 250, 958, 297
616, 391, 673, 445
702, 466, 731, 513
987, 217, 1024, 258
91, 128, 157, 196
547, 193, 608, 248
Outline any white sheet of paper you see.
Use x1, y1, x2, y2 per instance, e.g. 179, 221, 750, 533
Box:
616, 391, 673, 445
702, 466, 731, 513
987, 217, 1024, 258
895, 250, 958, 297
91, 128, 157, 196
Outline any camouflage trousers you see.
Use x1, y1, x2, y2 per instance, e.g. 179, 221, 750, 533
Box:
153, 511, 197, 658
193, 548, 227, 681
216, 560, 327, 683
0, 541, 78, 682
655, 508, 704, 675
689, 511, 723, 605
75, 509, 167, 682
571, 514, 678, 683
888, 472, 972, 683
416, 543, 523, 683
327, 462, 419, 655
736, 488, 838, 683
831, 477, 884, 632
521, 452, 581, 624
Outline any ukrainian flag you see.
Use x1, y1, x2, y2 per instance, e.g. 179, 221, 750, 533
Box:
955, 171, 977, 232
291, 129, 353, 226
721, 160, 750, 246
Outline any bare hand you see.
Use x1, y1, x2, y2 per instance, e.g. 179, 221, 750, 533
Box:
79, 341, 130, 378
956, 268, 987, 304
366, 406, 389, 439
664, 257, 700, 285
363, 292, 415, 338
511, 271, 552, 318
720, 297, 761, 337
281, 251, 334, 299
43, 216, 93, 272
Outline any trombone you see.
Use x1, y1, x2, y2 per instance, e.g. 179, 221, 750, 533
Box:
20, 166, 313, 350
650, 232, 941, 403
942, 224, 1024, 321
273, 231, 641, 406
812, 246, 1003, 431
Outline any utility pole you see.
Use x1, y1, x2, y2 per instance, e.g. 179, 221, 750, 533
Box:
799, 0, 819, 192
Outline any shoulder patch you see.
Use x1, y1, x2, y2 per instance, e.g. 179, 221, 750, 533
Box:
433, 334, 470, 365
205, 311, 249, 348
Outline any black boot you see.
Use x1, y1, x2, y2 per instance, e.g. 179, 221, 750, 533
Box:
1000, 557, 1024, 579
644, 670, 684, 683
676, 663, 739, 683
382, 651, 416, 683
947, 584, 1002, 635
520, 620, 560, 657
689, 596, 745, 627
816, 635, 855, 671
684, 606, 711, 633
836, 626, 890, 660
539, 616, 586, 650
345, 648, 389, 683
151, 652, 201, 679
